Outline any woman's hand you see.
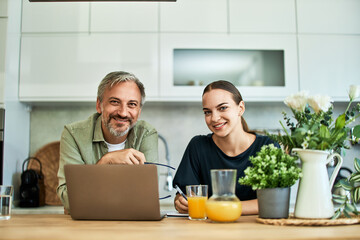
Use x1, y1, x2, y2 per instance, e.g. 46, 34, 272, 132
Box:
174, 193, 188, 213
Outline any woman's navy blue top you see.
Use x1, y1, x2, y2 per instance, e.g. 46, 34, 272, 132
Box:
173, 133, 279, 200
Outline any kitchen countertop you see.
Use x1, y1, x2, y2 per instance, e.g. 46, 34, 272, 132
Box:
14, 203, 357, 215
12, 203, 177, 215
1, 214, 360, 240
12, 205, 65, 215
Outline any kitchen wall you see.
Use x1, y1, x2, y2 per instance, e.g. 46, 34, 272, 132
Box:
30, 102, 360, 170
30, 101, 288, 203
29, 101, 360, 204
3, 0, 30, 198
0, 0, 7, 107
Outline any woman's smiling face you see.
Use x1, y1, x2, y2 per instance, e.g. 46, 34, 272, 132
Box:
202, 89, 244, 138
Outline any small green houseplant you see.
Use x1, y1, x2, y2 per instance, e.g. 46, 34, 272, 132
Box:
239, 144, 302, 190
332, 157, 360, 219
239, 144, 302, 218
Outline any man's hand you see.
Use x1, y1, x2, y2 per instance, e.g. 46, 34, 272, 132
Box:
97, 148, 146, 165
174, 193, 188, 213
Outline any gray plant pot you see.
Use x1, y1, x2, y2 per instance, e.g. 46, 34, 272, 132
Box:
257, 187, 291, 219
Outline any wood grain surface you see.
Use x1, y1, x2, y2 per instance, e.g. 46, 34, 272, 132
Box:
1, 214, 360, 240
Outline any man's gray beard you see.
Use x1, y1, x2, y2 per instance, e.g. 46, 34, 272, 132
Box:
106, 121, 135, 137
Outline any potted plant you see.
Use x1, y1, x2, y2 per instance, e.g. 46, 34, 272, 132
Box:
239, 144, 302, 219
332, 157, 360, 219
266, 85, 360, 219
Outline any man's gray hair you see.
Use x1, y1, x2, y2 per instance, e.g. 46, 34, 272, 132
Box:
97, 71, 145, 107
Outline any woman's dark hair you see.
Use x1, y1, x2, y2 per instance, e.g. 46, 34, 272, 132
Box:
202, 80, 250, 133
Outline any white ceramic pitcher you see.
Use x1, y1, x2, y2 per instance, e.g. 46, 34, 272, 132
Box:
292, 148, 343, 219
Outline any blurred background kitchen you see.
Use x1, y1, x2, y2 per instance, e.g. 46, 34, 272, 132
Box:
0, 0, 359, 207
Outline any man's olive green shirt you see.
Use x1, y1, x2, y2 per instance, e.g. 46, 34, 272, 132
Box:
57, 113, 158, 212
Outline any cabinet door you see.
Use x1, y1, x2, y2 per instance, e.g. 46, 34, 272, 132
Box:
160, 0, 227, 33
21, 0, 89, 33
19, 34, 159, 101
297, 0, 360, 34
91, 2, 158, 32
0, 0, 7, 17
298, 35, 360, 100
229, 0, 296, 33
160, 34, 298, 101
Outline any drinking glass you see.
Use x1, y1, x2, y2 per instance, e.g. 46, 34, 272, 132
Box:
0, 185, 13, 220
186, 185, 208, 220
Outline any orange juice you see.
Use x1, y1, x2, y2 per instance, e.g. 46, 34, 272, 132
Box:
188, 196, 207, 220
205, 200, 242, 222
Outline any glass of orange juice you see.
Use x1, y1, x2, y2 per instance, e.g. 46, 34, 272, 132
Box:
186, 185, 208, 220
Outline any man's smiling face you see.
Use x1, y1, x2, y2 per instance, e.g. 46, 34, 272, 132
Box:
96, 81, 142, 143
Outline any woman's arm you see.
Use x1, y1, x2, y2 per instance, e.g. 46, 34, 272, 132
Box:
240, 199, 258, 215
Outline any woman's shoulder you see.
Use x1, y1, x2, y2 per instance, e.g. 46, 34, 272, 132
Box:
253, 133, 280, 148
189, 134, 212, 143
180, 134, 215, 157
187, 134, 214, 148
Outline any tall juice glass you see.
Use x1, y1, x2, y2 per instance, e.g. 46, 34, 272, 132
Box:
206, 169, 242, 222
186, 185, 208, 220
0, 185, 13, 220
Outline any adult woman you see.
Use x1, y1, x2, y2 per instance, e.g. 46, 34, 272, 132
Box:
173, 80, 279, 215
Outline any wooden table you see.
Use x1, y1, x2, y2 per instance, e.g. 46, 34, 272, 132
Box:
1, 214, 359, 240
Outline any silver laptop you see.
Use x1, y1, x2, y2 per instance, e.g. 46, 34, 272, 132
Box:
64, 164, 165, 221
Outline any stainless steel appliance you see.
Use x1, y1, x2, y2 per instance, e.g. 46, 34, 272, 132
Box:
0, 108, 4, 185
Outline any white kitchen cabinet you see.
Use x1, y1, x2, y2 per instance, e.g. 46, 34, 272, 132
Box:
19, 33, 159, 102
160, 34, 298, 101
90, 2, 158, 32
0, 0, 7, 17
21, 0, 89, 33
229, 0, 296, 33
160, 0, 227, 33
298, 35, 360, 100
297, 0, 360, 34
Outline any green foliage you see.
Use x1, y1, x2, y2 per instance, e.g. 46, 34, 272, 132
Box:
353, 125, 360, 144
267, 91, 360, 152
332, 157, 360, 219
238, 144, 302, 190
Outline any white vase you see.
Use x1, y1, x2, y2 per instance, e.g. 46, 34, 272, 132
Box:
292, 148, 343, 219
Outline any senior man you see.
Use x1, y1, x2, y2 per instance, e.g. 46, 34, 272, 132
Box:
57, 71, 158, 212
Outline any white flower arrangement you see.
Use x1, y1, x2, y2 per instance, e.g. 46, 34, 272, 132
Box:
307, 95, 333, 114
349, 85, 360, 101
284, 91, 309, 112
267, 85, 360, 151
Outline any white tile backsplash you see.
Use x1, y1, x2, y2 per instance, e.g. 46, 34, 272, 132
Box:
30, 101, 359, 170
29, 101, 360, 204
